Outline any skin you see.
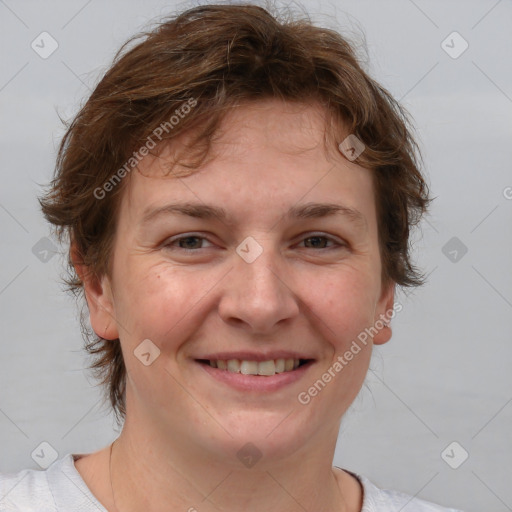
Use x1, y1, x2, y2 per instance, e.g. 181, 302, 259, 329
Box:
73, 98, 395, 512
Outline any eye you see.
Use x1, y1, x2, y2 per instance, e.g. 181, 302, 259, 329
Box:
162, 233, 346, 253
163, 235, 214, 251
299, 234, 346, 250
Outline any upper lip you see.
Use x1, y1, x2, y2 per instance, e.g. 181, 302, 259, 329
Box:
195, 351, 315, 362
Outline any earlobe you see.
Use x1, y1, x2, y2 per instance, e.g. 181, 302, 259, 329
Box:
372, 281, 396, 346
71, 243, 119, 341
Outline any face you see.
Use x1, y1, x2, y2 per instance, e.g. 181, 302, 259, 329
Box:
83, 99, 395, 465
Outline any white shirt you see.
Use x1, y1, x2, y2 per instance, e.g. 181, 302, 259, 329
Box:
0, 454, 464, 511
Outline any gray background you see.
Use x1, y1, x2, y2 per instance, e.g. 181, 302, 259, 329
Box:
0, 1, 511, 511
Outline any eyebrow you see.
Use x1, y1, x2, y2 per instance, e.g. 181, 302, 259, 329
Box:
140, 201, 367, 230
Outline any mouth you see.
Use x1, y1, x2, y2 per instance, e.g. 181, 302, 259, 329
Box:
194, 356, 315, 392
196, 358, 312, 376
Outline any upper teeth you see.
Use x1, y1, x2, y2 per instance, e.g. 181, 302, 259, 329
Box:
209, 358, 301, 376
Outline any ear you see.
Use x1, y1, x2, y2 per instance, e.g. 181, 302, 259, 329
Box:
372, 281, 396, 346
71, 242, 119, 340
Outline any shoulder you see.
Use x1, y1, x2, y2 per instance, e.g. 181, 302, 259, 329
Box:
355, 472, 464, 512
0, 461, 55, 512
0, 453, 105, 512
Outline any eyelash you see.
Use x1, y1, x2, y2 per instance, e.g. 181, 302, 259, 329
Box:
163, 233, 346, 252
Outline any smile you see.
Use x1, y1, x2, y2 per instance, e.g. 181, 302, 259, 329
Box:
198, 358, 310, 376
195, 357, 315, 392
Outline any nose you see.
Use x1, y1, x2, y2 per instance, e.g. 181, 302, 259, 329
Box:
218, 243, 300, 335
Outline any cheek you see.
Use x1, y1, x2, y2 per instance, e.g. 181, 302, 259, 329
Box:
301, 272, 376, 405
302, 266, 378, 345
112, 259, 224, 348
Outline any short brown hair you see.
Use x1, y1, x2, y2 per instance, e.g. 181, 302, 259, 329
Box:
39, 2, 430, 426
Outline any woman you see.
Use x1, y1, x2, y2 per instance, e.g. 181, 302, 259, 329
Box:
0, 3, 463, 511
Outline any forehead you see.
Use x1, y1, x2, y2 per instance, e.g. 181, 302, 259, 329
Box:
210, 99, 331, 152
120, 99, 376, 228
135, 99, 343, 175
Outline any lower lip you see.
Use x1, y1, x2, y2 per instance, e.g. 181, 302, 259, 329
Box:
196, 361, 314, 392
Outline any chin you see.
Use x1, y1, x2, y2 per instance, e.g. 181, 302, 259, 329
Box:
199, 411, 316, 465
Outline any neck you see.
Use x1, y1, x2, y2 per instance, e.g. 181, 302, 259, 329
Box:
108, 414, 359, 512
